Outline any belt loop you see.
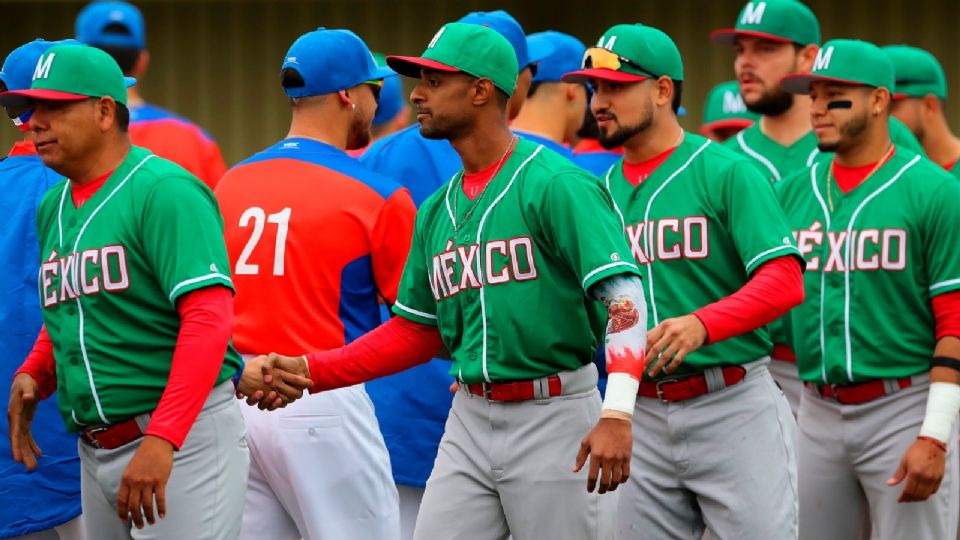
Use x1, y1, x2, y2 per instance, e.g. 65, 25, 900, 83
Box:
134, 413, 151, 434
533, 376, 549, 400
704, 367, 726, 392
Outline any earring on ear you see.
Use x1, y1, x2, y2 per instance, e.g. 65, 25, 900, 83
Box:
351, 103, 357, 110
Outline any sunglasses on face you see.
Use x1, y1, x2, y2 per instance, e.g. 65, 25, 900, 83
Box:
364, 79, 383, 103
581, 47, 656, 78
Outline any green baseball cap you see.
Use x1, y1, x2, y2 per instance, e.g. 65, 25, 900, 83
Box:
882, 45, 947, 100
561, 24, 683, 84
781, 39, 895, 94
711, 0, 820, 47
700, 80, 759, 134
0, 43, 135, 109
387, 22, 518, 96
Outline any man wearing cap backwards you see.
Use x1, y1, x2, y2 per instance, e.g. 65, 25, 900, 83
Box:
884, 45, 960, 179
700, 80, 759, 142
777, 39, 960, 539
712, 0, 924, 416
253, 21, 648, 539
0, 38, 85, 540
563, 23, 804, 539
216, 28, 411, 540
0, 43, 306, 539
511, 31, 587, 161
356, 10, 549, 535
75, 0, 228, 189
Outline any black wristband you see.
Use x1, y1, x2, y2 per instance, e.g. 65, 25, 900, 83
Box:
930, 356, 960, 371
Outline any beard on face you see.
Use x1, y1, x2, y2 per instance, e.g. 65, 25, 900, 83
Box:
418, 111, 472, 141
597, 98, 654, 149
346, 111, 372, 150
817, 109, 869, 153
745, 87, 794, 116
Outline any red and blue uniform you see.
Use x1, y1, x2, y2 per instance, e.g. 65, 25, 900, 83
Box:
0, 142, 81, 537
216, 137, 415, 355
129, 103, 227, 191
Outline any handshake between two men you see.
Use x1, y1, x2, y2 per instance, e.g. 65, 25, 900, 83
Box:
235, 353, 315, 410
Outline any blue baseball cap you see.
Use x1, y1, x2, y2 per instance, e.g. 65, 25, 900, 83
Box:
458, 10, 530, 71
528, 31, 586, 83
371, 52, 404, 126
76, 1, 146, 50
281, 28, 395, 98
0, 38, 81, 126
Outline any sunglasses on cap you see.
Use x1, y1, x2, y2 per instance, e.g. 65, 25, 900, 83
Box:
582, 47, 656, 77
364, 79, 383, 103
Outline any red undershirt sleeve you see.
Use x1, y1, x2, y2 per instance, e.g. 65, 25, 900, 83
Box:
15, 325, 57, 400
306, 316, 443, 393
144, 285, 234, 450
692, 255, 804, 344
932, 290, 960, 340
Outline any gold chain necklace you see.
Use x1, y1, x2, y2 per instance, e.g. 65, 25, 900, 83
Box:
827, 145, 894, 212
451, 135, 518, 233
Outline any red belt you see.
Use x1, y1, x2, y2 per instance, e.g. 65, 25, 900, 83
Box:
466, 376, 563, 402
772, 344, 797, 363
807, 377, 914, 405
639, 366, 747, 403
79, 417, 144, 450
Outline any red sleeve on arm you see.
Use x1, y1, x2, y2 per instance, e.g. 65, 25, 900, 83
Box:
692, 256, 805, 344
307, 316, 441, 393
202, 139, 227, 190
15, 325, 57, 400
932, 290, 960, 340
145, 286, 233, 449
371, 189, 417, 304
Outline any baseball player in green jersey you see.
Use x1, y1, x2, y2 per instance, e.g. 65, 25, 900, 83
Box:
562, 23, 805, 539
0, 44, 302, 539
699, 80, 759, 142
778, 39, 960, 540
884, 45, 960, 179
712, 0, 926, 416
252, 22, 650, 540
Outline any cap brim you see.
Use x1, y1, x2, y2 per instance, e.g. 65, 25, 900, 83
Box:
699, 119, 755, 134
710, 29, 795, 46
386, 55, 460, 80
0, 88, 90, 108
124, 76, 137, 88
561, 68, 648, 84
780, 73, 866, 94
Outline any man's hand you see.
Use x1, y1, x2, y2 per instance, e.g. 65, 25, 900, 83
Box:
8, 373, 42, 470
646, 315, 708, 377
236, 354, 313, 410
573, 416, 632, 494
117, 435, 174, 529
888, 437, 947, 502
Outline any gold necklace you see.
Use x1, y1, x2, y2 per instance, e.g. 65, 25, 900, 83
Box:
827, 145, 894, 212
451, 135, 518, 233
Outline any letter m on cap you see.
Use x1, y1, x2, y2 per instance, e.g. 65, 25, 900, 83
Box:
740, 2, 767, 25
33, 53, 55, 81
813, 46, 835, 72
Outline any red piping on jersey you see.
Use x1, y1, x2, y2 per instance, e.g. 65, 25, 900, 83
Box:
71, 169, 115, 207
692, 256, 804, 344
622, 146, 679, 187
462, 146, 517, 200
306, 316, 441, 394
933, 290, 960, 341
832, 146, 896, 193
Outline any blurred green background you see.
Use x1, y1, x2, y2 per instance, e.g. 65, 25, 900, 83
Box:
3, 0, 958, 166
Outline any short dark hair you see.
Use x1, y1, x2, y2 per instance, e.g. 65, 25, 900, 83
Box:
672, 80, 683, 114
527, 81, 543, 98
495, 87, 511, 109
97, 45, 140, 76
115, 102, 130, 132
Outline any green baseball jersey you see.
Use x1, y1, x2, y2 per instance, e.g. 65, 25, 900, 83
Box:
727, 117, 925, 349
392, 138, 640, 384
37, 146, 241, 431
776, 148, 960, 384
604, 133, 802, 378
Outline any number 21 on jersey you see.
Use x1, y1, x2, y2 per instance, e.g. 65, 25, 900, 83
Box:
235, 207, 291, 276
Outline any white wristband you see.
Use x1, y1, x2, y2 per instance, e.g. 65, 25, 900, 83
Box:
919, 382, 960, 444
602, 372, 639, 416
